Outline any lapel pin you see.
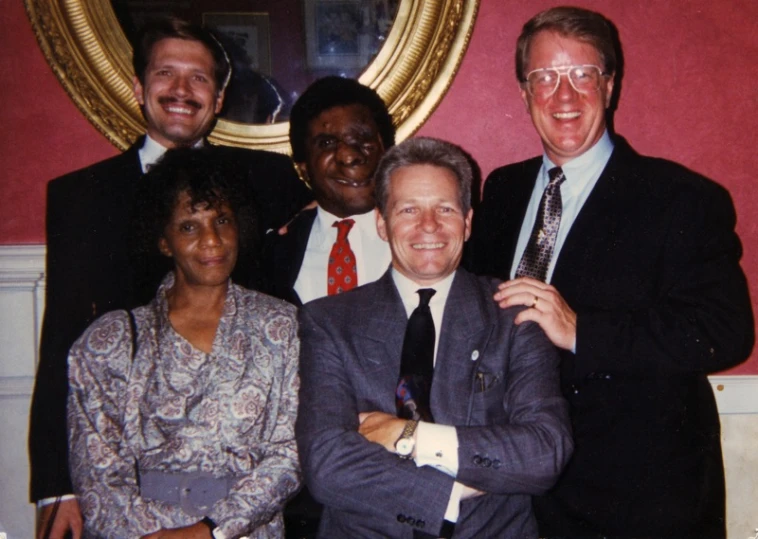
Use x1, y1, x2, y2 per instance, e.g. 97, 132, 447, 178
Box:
471, 350, 479, 361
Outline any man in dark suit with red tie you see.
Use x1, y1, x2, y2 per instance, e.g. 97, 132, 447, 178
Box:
29, 18, 311, 539
297, 137, 572, 538
467, 7, 754, 538
262, 76, 396, 307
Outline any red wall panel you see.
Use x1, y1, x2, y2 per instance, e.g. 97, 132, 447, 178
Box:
3, 0, 757, 372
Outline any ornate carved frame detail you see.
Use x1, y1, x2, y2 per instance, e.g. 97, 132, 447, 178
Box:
25, 0, 480, 153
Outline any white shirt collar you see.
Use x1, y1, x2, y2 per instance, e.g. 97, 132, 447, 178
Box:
138, 135, 205, 173
313, 206, 378, 245
391, 267, 456, 317
542, 130, 614, 199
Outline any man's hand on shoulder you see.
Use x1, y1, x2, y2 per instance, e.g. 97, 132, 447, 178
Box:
358, 411, 407, 453
494, 277, 577, 351
37, 498, 83, 539
277, 200, 318, 235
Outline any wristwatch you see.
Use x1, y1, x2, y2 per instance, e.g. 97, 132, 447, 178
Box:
394, 419, 419, 459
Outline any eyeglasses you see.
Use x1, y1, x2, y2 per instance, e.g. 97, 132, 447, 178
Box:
523, 65, 608, 98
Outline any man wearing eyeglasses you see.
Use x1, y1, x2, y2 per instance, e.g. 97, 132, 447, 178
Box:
467, 6, 753, 538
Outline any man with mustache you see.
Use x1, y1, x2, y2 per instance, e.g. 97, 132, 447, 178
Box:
263, 76, 395, 307
29, 18, 312, 539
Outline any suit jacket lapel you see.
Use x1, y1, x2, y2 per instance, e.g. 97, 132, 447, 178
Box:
551, 139, 639, 297
431, 270, 494, 426
352, 271, 408, 410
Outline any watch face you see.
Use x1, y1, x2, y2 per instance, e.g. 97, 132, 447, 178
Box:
396, 438, 413, 456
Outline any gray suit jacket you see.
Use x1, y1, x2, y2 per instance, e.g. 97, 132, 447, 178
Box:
296, 268, 572, 538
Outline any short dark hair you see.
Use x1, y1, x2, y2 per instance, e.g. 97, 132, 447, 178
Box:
289, 76, 395, 162
132, 17, 231, 91
516, 6, 617, 82
130, 146, 258, 288
374, 137, 472, 217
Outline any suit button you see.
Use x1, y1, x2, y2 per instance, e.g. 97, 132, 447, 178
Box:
482, 457, 492, 467
397, 514, 406, 523
407, 517, 416, 526
417, 520, 425, 529
472, 455, 482, 465
492, 459, 501, 469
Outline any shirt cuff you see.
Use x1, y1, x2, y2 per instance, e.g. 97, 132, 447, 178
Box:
414, 421, 459, 477
37, 494, 76, 508
443, 481, 465, 522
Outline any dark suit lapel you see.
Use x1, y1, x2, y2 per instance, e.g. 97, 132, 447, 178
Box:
352, 271, 408, 410
431, 270, 494, 425
551, 140, 639, 297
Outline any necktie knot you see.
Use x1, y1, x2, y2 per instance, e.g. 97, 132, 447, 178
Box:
328, 219, 358, 295
333, 219, 355, 242
416, 288, 436, 308
548, 166, 566, 187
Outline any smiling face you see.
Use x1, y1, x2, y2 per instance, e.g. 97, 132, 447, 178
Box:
376, 164, 472, 287
133, 38, 224, 148
521, 31, 614, 165
158, 191, 238, 290
296, 103, 385, 218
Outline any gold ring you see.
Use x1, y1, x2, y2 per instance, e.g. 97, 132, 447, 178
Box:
532, 296, 539, 308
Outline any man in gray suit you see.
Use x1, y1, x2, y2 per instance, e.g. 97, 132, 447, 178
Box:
296, 137, 572, 538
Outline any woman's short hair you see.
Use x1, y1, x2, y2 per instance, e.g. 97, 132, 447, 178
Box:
374, 137, 472, 217
130, 146, 258, 288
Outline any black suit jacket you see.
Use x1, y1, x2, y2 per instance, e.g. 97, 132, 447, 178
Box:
467, 137, 754, 538
260, 207, 318, 306
297, 269, 572, 538
29, 139, 312, 501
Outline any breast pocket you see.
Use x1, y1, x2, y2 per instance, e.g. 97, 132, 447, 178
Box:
470, 370, 507, 425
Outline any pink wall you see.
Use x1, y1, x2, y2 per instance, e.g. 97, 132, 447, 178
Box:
2, 0, 757, 372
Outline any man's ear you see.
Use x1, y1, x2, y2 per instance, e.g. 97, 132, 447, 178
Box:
375, 207, 389, 242
295, 162, 309, 185
519, 84, 531, 113
133, 76, 145, 106
463, 208, 473, 242
604, 73, 615, 109
214, 88, 226, 115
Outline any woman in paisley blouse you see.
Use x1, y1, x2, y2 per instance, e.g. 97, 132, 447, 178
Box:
66, 147, 301, 539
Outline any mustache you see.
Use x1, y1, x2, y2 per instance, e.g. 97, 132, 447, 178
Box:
157, 96, 202, 110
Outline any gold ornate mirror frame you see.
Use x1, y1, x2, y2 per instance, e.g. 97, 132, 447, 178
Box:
24, 0, 480, 153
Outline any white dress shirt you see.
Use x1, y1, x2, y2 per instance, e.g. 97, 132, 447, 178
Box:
138, 135, 204, 173
510, 130, 614, 283
391, 269, 465, 522
294, 206, 391, 303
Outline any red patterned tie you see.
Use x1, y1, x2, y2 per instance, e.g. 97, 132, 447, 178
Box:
515, 167, 566, 282
327, 219, 358, 295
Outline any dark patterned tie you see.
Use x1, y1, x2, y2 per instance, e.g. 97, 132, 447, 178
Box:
327, 219, 358, 295
396, 288, 436, 422
515, 167, 566, 282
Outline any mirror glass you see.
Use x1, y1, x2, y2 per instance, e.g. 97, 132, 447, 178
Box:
112, 0, 401, 124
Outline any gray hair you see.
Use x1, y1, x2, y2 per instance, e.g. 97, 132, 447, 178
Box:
374, 137, 472, 217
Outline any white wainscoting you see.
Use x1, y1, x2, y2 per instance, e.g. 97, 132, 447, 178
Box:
0, 245, 755, 538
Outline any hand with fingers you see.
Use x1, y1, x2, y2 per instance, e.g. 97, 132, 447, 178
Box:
494, 277, 576, 351
38, 498, 83, 539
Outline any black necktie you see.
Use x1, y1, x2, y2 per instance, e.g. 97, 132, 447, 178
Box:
515, 166, 566, 282
396, 288, 436, 422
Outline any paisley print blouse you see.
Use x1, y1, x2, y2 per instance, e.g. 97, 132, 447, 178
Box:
67, 273, 301, 538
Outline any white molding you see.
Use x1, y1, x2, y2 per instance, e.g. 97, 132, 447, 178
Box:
710, 375, 758, 414
0, 376, 35, 398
